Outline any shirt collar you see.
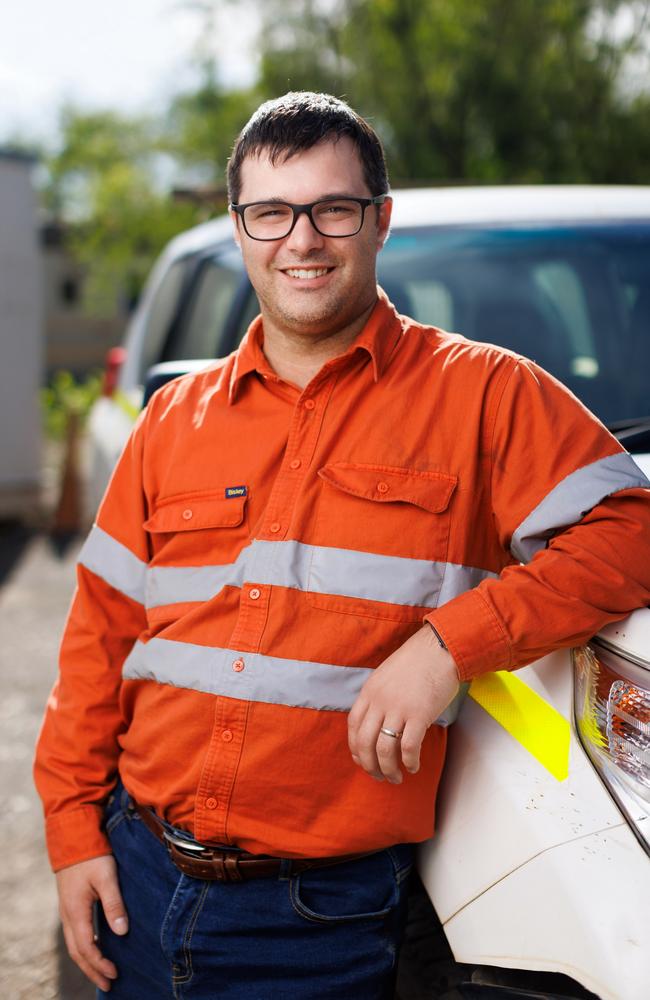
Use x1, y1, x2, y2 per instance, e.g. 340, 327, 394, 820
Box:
227, 287, 402, 404
227, 315, 271, 404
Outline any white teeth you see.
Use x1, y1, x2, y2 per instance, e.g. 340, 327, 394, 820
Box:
285, 268, 330, 279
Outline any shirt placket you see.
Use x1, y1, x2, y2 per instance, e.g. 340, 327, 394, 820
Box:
194, 369, 338, 842
193, 694, 250, 844
228, 371, 338, 650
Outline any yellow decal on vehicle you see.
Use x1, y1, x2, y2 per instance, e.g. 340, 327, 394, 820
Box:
469, 671, 570, 781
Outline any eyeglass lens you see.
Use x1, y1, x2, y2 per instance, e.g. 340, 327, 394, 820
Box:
244, 200, 364, 239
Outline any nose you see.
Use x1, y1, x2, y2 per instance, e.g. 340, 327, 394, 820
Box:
285, 208, 325, 253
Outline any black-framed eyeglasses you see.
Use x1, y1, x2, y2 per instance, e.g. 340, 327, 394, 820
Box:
230, 195, 388, 241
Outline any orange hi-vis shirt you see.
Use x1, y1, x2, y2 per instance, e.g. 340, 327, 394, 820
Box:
35, 291, 650, 871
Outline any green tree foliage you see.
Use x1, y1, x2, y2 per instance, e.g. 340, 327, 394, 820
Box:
258, 0, 349, 97
43, 108, 201, 315
162, 1, 260, 186
165, 75, 258, 187
41, 369, 102, 440
254, 0, 650, 183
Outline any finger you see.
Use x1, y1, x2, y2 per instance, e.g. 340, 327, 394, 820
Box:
62, 919, 116, 991
400, 717, 428, 774
355, 710, 386, 780
96, 865, 129, 936
376, 723, 405, 783
347, 693, 369, 758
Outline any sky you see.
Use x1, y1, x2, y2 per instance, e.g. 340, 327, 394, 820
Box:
0, 0, 259, 146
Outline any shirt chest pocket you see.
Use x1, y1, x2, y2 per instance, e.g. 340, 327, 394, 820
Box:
143, 491, 248, 570
307, 463, 457, 622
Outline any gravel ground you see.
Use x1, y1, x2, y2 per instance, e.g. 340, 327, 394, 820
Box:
0, 522, 93, 1000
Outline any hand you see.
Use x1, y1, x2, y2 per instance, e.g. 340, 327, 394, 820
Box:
348, 625, 459, 783
56, 854, 128, 991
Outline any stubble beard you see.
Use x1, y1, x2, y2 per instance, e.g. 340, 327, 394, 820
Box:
260, 265, 377, 342
267, 289, 349, 337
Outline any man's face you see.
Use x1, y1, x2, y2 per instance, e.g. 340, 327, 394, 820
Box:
231, 137, 392, 341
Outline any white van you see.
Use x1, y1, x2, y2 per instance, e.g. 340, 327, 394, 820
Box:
89, 187, 650, 1000
0, 151, 43, 519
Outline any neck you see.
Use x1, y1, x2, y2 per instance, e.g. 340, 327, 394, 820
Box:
260, 303, 375, 389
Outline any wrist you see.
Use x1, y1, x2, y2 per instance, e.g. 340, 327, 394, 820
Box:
420, 623, 460, 687
426, 621, 448, 650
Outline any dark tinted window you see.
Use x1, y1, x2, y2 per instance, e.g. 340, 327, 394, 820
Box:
378, 224, 650, 426
140, 259, 188, 379
166, 258, 241, 361
163, 247, 259, 362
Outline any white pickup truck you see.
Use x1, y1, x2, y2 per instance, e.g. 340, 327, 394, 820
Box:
0, 151, 43, 520
88, 187, 650, 1000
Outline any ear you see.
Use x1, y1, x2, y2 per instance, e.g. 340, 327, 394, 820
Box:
376, 196, 393, 251
231, 211, 242, 249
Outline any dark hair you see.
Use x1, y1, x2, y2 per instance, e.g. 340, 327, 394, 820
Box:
227, 92, 389, 204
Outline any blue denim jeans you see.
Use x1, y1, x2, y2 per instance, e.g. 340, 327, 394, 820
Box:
97, 781, 414, 999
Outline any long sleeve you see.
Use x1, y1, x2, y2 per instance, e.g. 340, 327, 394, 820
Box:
426, 359, 650, 681
34, 412, 150, 871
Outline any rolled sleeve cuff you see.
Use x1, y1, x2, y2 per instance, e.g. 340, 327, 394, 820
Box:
45, 806, 112, 872
425, 588, 512, 682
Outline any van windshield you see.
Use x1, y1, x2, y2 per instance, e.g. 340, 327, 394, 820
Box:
378, 223, 650, 427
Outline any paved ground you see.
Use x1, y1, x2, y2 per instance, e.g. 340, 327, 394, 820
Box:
0, 522, 93, 1000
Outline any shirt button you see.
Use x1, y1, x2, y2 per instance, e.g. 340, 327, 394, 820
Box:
377, 482, 390, 494
269, 522, 281, 534
205, 797, 218, 810
222, 730, 233, 743
182, 508, 193, 520
232, 658, 245, 672
289, 459, 301, 470
303, 399, 315, 410
249, 587, 261, 600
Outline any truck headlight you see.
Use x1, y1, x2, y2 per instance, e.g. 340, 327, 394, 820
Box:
573, 639, 650, 854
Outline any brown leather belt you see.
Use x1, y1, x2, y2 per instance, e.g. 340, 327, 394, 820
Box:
133, 802, 371, 882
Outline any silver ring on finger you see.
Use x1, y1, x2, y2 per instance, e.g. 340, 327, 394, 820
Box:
379, 726, 403, 739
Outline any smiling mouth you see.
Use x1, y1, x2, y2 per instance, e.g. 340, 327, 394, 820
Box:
282, 267, 334, 280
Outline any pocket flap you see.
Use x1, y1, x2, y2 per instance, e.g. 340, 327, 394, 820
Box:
144, 493, 246, 532
318, 463, 456, 514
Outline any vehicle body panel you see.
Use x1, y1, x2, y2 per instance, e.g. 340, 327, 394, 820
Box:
443, 818, 649, 1000
418, 639, 650, 998
419, 651, 625, 922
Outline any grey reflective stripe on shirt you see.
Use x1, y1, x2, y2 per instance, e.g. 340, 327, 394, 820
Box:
309, 543, 445, 606
79, 526, 497, 612
511, 451, 650, 563
438, 562, 498, 605
145, 539, 443, 607
78, 525, 147, 605
122, 637, 372, 712
146, 538, 497, 610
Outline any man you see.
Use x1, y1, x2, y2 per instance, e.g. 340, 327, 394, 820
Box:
35, 92, 650, 998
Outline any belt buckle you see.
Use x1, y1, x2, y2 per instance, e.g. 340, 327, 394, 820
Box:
162, 830, 245, 882
162, 828, 208, 857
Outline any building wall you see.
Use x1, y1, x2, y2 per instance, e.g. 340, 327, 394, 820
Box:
0, 152, 43, 505
41, 228, 127, 377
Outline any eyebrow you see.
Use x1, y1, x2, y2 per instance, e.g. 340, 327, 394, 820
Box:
247, 192, 366, 204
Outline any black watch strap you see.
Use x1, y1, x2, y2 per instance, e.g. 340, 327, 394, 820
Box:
427, 622, 448, 650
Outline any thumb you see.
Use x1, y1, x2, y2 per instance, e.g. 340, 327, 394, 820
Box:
97, 867, 129, 936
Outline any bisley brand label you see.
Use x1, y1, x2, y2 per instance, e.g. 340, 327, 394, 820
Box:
225, 485, 248, 499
